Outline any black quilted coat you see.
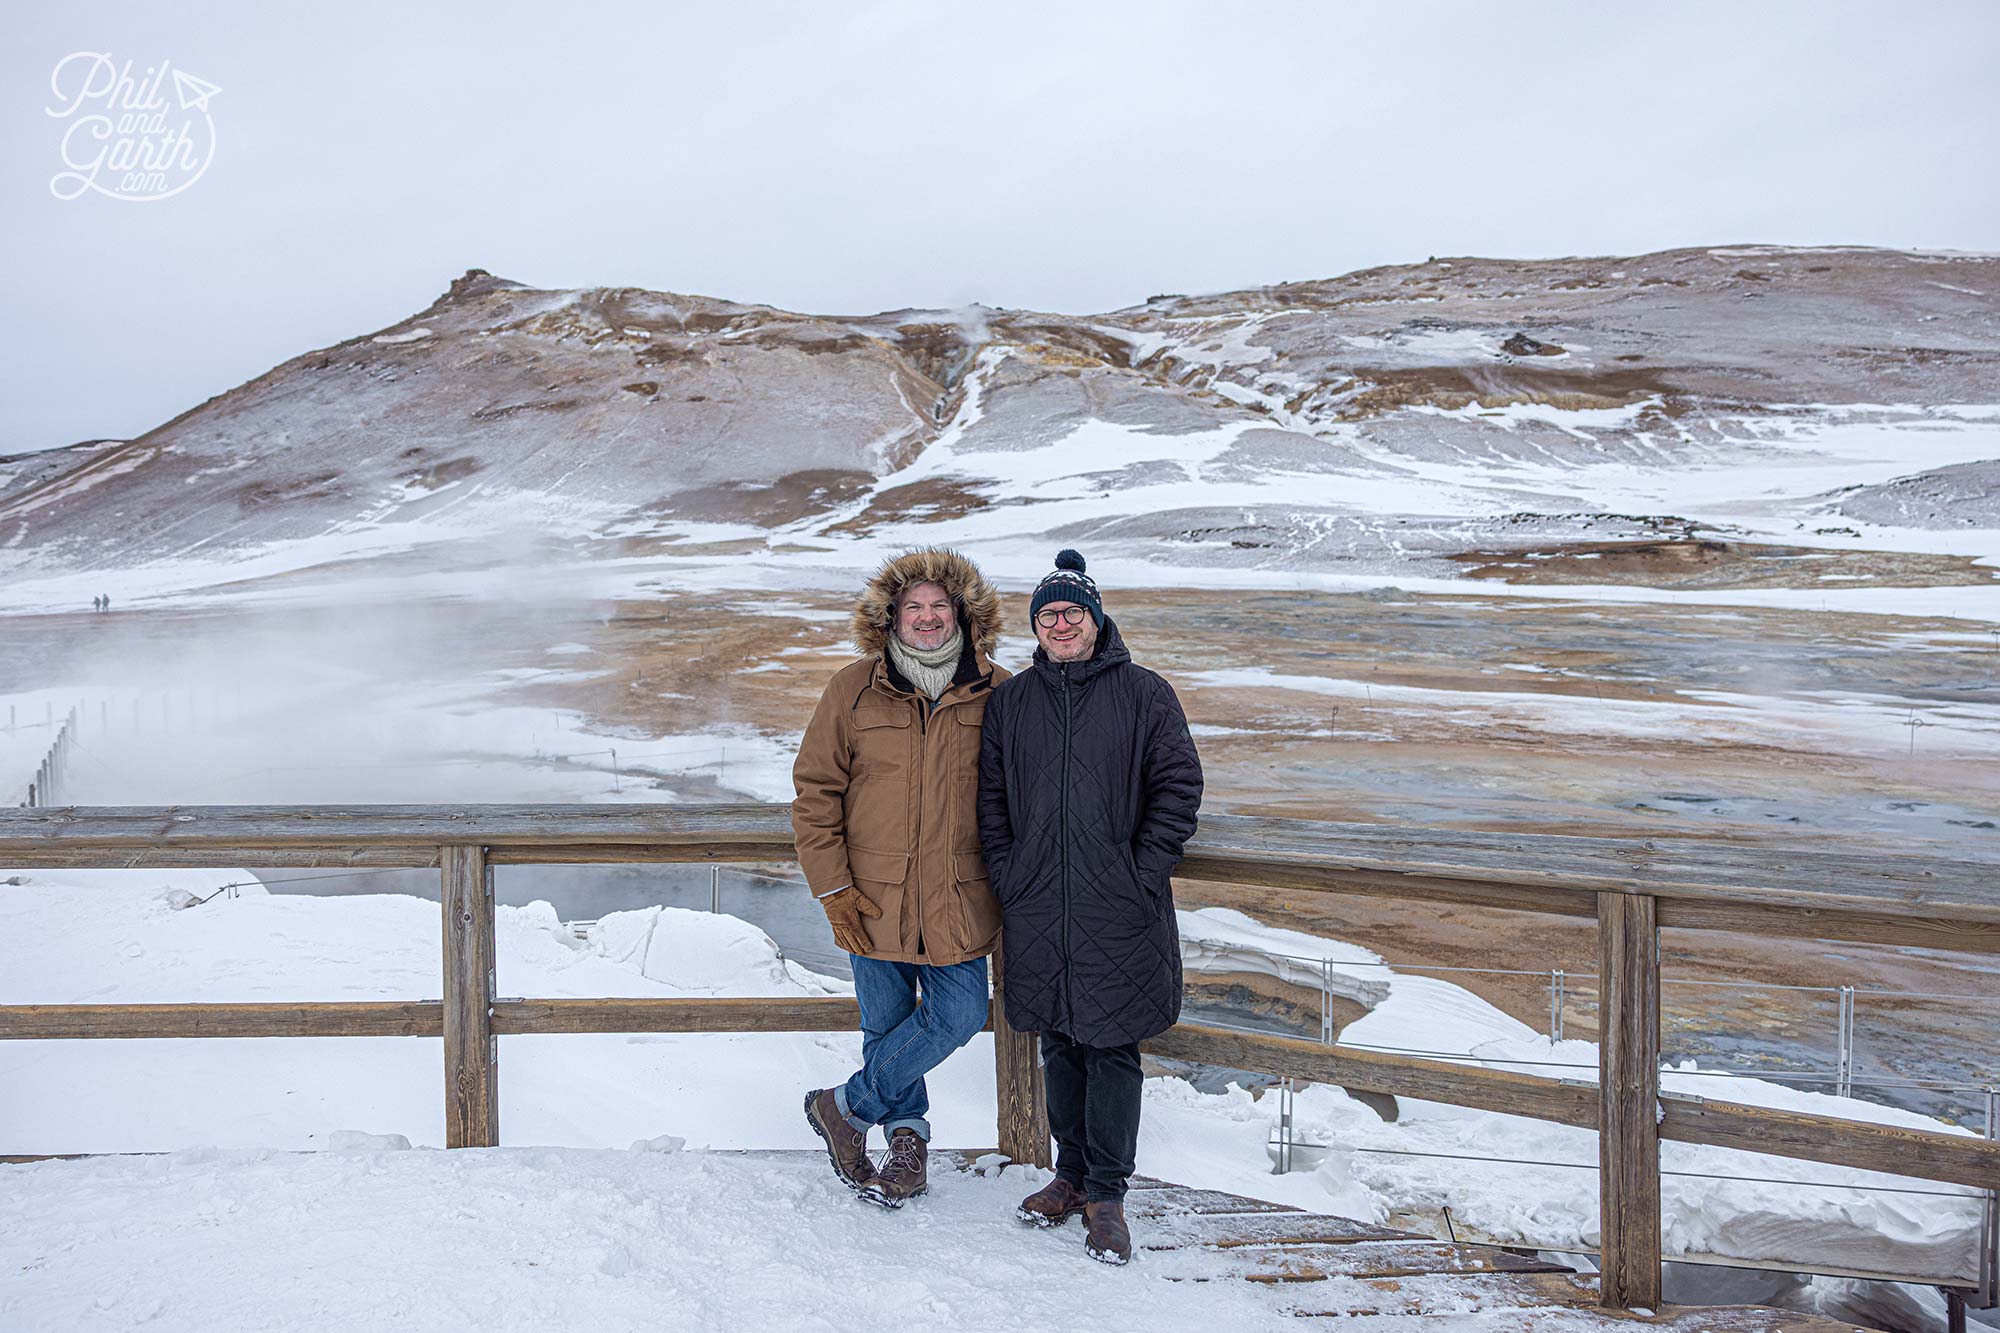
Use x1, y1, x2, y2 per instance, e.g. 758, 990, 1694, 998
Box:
976, 617, 1204, 1047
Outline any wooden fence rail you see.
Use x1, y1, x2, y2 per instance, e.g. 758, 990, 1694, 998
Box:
3, 803, 1997, 1312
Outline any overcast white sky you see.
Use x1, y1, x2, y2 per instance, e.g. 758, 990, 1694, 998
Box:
4, 0, 1996, 454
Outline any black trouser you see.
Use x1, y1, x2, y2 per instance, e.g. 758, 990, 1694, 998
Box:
1040, 1028, 1144, 1202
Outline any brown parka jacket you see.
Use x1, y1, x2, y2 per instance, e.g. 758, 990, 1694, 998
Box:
790, 548, 1011, 965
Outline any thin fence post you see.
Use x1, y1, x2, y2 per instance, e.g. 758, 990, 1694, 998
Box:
1982, 1086, 1998, 1310
1274, 1077, 1296, 1174
709, 864, 721, 914
441, 845, 498, 1148
1551, 969, 1566, 1043
1597, 891, 1661, 1310
990, 940, 1051, 1167
1836, 986, 1856, 1100
1320, 958, 1334, 1044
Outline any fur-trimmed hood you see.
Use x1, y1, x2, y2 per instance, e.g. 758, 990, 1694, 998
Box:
852, 547, 1003, 660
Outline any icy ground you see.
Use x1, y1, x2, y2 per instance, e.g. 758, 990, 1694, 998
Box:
6, 1146, 1855, 1333
1, 1147, 1326, 1331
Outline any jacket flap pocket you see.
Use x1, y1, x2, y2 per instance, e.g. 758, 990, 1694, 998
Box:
952, 850, 989, 883
954, 709, 984, 726
854, 709, 910, 730
848, 846, 910, 884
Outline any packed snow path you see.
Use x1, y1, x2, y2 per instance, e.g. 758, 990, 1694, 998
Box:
0, 1147, 1874, 1331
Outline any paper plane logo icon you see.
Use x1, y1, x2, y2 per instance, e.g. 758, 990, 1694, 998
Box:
172, 68, 221, 112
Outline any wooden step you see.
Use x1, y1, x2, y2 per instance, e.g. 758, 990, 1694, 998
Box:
1143, 1210, 1425, 1249
1427, 1306, 1878, 1332
1123, 1185, 1303, 1218
1620, 1307, 1876, 1331
1149, 1238, 1571, 1283
1288, 1270, 1602, 1317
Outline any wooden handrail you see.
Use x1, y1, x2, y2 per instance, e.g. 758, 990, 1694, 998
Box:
3, 802, 1996, 1309
1139, 1023, 1999, 1191
6, 1000, 1989, 1189
6, 805, 1995, 951
0, 1001, 447, 1039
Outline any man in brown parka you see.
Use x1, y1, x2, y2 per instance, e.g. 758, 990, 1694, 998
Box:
795, 547, 1009, 1209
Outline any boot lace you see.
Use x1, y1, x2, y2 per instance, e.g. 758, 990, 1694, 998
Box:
884, 1132, 923, 1178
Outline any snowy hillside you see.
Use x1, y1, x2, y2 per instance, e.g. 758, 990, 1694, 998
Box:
2, 247, 1996, 609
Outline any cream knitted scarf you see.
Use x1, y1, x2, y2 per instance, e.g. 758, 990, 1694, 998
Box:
886, 624, 963, 701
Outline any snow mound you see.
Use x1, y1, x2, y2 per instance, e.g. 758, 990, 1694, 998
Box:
580, 905, 830, 995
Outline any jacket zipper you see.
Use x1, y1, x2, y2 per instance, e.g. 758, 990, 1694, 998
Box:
913, 688, 926, 955
1059, 661, 1073, 1033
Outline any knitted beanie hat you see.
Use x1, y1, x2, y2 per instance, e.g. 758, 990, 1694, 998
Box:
1029, 549, 1103, 627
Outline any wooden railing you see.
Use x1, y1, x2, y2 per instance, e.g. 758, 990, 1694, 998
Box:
3, 804, 1997, 1310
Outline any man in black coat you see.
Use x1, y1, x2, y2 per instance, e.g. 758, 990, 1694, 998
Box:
977, 548, 1204, 1264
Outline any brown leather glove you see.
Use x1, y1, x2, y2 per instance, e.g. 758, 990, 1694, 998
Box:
820, 886, 883, 956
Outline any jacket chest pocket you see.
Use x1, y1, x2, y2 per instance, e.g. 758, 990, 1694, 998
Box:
852, 708, 913, 781
951, 706, 986, 758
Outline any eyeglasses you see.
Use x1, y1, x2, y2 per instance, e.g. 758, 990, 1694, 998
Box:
1035, 606, 1089, 628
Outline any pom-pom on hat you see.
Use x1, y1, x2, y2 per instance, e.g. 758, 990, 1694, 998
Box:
1029, 548, 1103, 627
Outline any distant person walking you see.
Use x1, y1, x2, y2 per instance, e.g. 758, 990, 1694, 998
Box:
792, 548, 1010, 1209
978, 549, 1203, 1264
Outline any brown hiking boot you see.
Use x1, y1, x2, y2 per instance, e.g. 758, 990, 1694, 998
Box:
857, 1128, 927, 1209
1084, 1199, 1132, 1265
1016, 1175, 1088, 1228
803, 1088, 874, 1193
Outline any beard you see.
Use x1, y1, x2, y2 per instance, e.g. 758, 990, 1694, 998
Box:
1041, 627, 1096, 660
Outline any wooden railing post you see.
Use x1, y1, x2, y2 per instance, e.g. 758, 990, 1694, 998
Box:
441, 844, 498, 1148
1598, 890, 1661, 1308
991, 941, 1051, 1167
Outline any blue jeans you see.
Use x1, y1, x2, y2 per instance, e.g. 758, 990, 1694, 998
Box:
834, 954, 989, 1142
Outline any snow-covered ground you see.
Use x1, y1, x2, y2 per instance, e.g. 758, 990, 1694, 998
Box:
1, 1147, 1323, 1331
1, 872, 1982, 1304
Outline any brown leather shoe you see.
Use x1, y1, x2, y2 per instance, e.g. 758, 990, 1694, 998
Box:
1084, 1199, 1132, 1265
1016, 1175, 1088, 1228
803, 1088, 875, 1192
858, 1128, 927, 1209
